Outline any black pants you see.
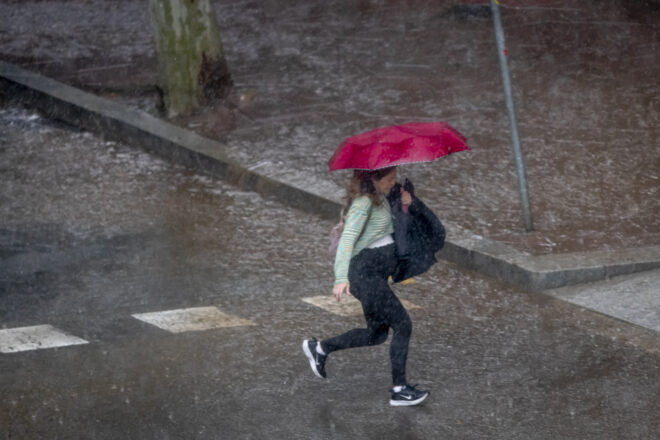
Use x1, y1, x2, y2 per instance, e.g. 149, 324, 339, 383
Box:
322, 243, 412, 386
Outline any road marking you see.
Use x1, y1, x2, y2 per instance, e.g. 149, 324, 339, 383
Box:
0, 325, 89, 354
131, 306, 255, 333
301, 295, 420, 317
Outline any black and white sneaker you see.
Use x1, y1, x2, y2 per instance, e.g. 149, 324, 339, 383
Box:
302, 338, 327, 378
389, 384, 429, 407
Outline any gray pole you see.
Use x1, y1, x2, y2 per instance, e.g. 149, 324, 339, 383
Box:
490, 0, 534, 231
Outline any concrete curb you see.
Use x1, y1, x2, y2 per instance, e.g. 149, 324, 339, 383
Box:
2, 61, 659, 291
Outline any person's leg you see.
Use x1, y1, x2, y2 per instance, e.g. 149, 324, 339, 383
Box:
320, 247, 391, 354
384, 290, 412, 386
305, 289, 388, 379
305, 317, 387, 378
346, 244, 413, 385
375, 282, 430, 406
306, 245, 411, 384
365, 276, 412, 386
320, 327, 383, 353
320, 305, 389, 354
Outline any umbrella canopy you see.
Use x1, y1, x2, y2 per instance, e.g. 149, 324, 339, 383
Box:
328, 122, 470, 171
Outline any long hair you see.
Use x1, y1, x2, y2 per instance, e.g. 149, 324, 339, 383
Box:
345, 166, 396, 209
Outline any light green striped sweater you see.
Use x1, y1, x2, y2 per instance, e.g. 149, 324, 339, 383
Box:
334, 195, 394, 285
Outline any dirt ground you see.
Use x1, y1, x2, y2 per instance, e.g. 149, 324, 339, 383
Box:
1, 0, 658, 255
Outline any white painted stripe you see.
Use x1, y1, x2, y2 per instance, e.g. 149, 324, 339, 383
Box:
132, 306, 255, 333
0, 325, 89, 354
302, 295, 420, 317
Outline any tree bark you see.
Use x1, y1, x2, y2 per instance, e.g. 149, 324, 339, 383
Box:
149, 0, 232, 117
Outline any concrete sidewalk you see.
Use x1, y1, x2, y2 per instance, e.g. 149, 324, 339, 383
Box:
2, 0, 657, 255
547, 268, 660, 333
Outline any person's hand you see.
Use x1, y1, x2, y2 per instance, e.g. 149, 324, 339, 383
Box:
333, 282, 351, 302
401, 188, 412, 207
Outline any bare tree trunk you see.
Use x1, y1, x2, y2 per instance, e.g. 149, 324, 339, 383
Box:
149, 0, 232, 117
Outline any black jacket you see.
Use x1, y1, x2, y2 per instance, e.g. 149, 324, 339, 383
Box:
387, 179, 446, 283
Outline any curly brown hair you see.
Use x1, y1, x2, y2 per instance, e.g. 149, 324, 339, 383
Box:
345, 166, 396, 208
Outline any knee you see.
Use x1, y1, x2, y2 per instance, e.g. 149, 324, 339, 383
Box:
368, 326, 389, 346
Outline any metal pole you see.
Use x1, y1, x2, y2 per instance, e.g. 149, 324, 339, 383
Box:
489, 0, 534, 231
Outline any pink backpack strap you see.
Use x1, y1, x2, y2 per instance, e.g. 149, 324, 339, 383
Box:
328, 208, 345, 257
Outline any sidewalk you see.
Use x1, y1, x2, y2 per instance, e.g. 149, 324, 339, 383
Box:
547, 268, 660, 333
1, 0, 657, 255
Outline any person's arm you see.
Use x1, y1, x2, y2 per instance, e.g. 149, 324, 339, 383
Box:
333, 197, 370, 300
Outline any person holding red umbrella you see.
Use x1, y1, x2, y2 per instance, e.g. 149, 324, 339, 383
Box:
304, 165, 431, 406
302, 122, 469, 407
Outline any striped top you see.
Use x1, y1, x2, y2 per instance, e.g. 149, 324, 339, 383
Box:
334, 195, 394, 285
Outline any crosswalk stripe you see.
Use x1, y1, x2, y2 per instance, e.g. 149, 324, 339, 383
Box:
4, 297, 403, 354
301, 295, 420, 317
0, 325, 89, 354
131, 306, 255, 333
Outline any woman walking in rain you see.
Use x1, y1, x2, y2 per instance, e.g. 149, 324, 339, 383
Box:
303, 121, 467, 406
303, 166, 430, 407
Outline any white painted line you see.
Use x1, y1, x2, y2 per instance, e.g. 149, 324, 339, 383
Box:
132, 306, 255, 333
0, 325, 89, 354
302, 295, 420, 317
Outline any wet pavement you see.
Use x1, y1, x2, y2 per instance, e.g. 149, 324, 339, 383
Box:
1, 0, 659, 438
2, 105, 659, 439
1, 0, 658, 254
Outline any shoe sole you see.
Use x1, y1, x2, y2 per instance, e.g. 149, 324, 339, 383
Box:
302, 340, 324, 378
389, 392, 429, 407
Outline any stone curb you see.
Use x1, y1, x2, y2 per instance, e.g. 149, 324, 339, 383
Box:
2, 61, 658, 291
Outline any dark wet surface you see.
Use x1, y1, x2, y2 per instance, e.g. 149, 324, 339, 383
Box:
2, 0, 657, 254
1, 105, 659, 439
0, 106, 330, 325
1, 1, 659, 437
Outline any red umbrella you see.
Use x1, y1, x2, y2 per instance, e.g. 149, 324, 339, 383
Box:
328, 122, 470, 171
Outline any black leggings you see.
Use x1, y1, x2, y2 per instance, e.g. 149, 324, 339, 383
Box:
322, 243, 412, 386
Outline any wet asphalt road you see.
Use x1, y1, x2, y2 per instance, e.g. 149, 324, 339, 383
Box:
1, 106, 659, 439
